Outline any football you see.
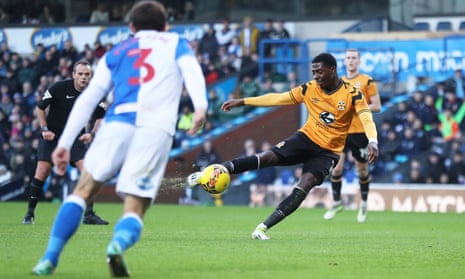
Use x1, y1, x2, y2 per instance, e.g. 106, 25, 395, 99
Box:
198, 164, 231, 194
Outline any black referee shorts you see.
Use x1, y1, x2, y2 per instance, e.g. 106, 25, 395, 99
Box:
37, 136, 87, 165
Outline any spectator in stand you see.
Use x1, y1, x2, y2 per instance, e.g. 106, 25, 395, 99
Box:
59, 40, 78, 63
92, 41, 106, 59
258, 19, 277, 59
409, 90, 425, 117
275, 20, 291, 39
17, 58, 37, 87
445, 69, 465, 100
239, 74, 261, 99
175, 105, 196, 148
206, 88, 222, 124
437, 104, 465, 142
239, 47, 259, 80
38, 5, 55, 24
406, 159, 425, 183
0, 108, 10, 139
204, 60, 221, 85
182, 1, 195, 21
198, 23, 219, 64
239, 16, 260, 54
217, 91, 247, 123
0, 92, 13, 116
445, 149, 465, 184
379, 129, 400, 163
274, 20, 292, 75
89, 3, 109, 24
260, 78, 277, 95
0, 5, 10, 24
423, 150, 446, 184
398, 127, 420, 159
436, 90, 461, 114
20, 81, 37, 115
412, 117, 431, 151
216, 18, 236, 48
391, 101, 409, 132
227, 36, 242, 58
35, 49, 58, 77
417, 94, 439, 131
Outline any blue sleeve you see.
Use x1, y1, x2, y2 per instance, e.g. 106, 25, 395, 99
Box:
175, 37, 195, 60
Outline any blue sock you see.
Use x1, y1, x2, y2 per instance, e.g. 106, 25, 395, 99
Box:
109, 213, 143, 252
42, 195, 85, 267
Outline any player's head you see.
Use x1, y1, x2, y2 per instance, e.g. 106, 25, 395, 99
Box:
72, 59, 92, 91
311, 53, 338, 90
344, 48, 361, 73
129, 1, 167, 32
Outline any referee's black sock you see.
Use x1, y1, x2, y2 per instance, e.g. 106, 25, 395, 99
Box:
263, 187, 308, 229
85, 202, 96, 215
27, 178, 45, 214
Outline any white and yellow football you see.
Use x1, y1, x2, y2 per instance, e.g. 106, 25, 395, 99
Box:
198, 164, 231, 194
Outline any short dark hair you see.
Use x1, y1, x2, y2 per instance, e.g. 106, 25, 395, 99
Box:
312, 53, 337, 68
129, 1, 167, 32
73, 59, 90, 72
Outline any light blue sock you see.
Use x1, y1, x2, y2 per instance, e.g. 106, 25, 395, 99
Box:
42, 195, 86, 267
109, 213, 143, 252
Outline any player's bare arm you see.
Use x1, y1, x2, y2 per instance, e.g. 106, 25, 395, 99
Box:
221, 99, 245, 111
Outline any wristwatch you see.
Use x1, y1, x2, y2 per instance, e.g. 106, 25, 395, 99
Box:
40, 126, 48, 131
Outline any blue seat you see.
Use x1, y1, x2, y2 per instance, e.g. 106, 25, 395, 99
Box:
413, 22, 430, 31
436, 21, 452, 31
459, 21, 465, 31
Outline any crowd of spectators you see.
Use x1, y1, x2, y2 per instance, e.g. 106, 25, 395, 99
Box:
0, 15, 296, 192
0, 1, 194, 25
376, 70, 465, 184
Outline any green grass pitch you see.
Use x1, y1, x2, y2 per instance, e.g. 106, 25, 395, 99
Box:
1, 202, 464, 279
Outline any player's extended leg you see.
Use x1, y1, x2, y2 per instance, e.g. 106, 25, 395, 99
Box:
32, 169, 104, 275
324, 152, 346, 220
23, 161, 52, 224
187, 150, 279, 187
355, 161, 370, 223
251, 172, 318, 240
106, 195, 150, 277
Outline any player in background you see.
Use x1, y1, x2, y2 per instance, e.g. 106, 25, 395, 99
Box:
188, 53, 378, 240
32, 1, 207, 276
22, 60, 108, 225
323, 48, 381, 223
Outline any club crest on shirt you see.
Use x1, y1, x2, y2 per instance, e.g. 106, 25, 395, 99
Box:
337, 100, 346, 111
353, 81, 361, 89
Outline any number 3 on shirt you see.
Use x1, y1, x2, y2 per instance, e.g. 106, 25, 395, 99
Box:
128, 48, 155, 85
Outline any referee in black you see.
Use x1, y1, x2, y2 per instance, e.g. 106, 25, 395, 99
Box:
22, 59, 108, 225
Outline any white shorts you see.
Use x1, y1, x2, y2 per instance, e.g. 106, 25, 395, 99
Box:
84, 121, 172, 200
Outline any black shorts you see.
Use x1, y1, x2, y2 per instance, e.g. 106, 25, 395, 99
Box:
37, 136, 87, 165
271, 132, 339, 184
343, 133, 369, 163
